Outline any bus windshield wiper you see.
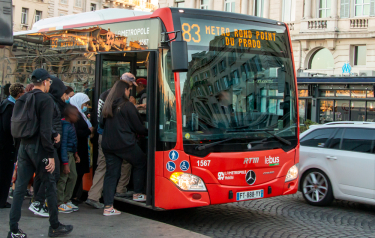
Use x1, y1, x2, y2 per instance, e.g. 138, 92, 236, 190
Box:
226, 129, 291, 146
195, 138, 234, 151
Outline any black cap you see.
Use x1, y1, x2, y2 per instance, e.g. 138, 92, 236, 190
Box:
31, 69, 50, 83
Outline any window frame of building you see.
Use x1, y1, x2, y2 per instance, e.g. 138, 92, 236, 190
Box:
317, 0, 331, 18
60, 0, 67, 4
224, 0, 235, 12
35, 10, 42, 22
75, 0, 82, 8
200, 0, 209, 9
90, 3, 96, 11
352, 45, 367, 66
254, 0, 264, 17
282, 0, 295, 21
175, 0, 185, 7
354, 0, 371, 17
21, 8, 28, 25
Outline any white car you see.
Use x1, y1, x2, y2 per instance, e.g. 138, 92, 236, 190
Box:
299, 122, 375, 206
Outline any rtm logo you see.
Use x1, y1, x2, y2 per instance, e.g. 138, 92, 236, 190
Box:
243, 157, 259, 164
265, 156, 279, 165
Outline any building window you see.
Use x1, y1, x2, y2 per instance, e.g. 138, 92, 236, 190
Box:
75, 0, 82, 7
200, 0, 208, 9
254, 0, 264, 17
318, 0, 331, 18
224, 0, 235, 12
21, 8, 28, 25
90, 3, 96, 11
355, 0, 370, 16
308, 48, 334, 69
353, 45, 366, 66
282, 0, 295, 21
35, 10, 42, 22
175, 0, 185, 7
60, 0, 67, 4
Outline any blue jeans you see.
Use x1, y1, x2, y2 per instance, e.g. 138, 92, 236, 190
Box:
9, 143, 59, 233
103, 145, 146, 206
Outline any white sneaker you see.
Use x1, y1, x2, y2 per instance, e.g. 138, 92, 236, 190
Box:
133, 194, 146, 202
29, 201, 49, 217
58, 204, 73, 213
66, 201, 79, 212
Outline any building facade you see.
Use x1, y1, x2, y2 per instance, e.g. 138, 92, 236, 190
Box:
12, 0, 157, 32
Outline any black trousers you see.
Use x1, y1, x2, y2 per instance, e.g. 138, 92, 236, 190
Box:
9, 143, 59, 233
0, 149, 14, 207
103, 145, 146, 206
34, 149, 60, 203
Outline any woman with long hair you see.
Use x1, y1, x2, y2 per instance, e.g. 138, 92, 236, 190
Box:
101, 80, 147, 216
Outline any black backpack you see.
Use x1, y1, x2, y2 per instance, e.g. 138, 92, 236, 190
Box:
11, 91, 42, 139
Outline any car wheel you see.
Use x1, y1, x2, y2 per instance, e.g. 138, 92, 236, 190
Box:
301, 169, 334, 206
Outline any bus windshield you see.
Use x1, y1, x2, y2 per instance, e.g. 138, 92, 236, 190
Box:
176, 15, 298, 156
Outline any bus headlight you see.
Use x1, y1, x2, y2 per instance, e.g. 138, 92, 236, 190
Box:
170, 172, 207, 191
285, 164, 298, 182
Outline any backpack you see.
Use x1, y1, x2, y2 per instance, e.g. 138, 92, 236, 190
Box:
11, 91, 42, 139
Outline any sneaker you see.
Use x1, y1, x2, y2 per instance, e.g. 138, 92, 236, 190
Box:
9, 188, 14, 199
133, 194, 146, 202
24, 190, 33, 199
58, 204, 73, 214
48, 223, 73, 237
125, 190, 135, 197
29, 201, 49, 217
85, 199, 104, 209
114, 192, 126, 198
103, 207, 121, 216
7, 229, 27, 238
65, 201, 79, 212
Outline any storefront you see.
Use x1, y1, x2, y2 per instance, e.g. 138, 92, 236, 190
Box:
298, 77, 375, 124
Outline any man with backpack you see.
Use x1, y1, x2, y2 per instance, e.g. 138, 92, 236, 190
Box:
0, 83, 25, 209
8, 69, 73, 238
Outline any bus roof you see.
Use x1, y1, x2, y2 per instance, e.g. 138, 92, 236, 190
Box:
14, 8, 153, 35
13, 7, 282, 36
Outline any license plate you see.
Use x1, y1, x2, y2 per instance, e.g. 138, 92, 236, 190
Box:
236, 189, 264, 201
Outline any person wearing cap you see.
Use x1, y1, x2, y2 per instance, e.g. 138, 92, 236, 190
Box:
8, 69, 73, 238
0, 83, 24, 209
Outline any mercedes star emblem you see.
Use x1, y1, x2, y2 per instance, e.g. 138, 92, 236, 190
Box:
245, 170, 256, 185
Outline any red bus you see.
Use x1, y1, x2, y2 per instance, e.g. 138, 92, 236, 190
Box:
1, 7, 299, 210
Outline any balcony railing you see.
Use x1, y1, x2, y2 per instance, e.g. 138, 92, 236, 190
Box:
350, 18, 368, 28
308, 20, 327, 29
286, 22, 295, 31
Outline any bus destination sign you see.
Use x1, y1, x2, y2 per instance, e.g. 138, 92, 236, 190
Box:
51, 34, 89, 50
180, 17, 285, 51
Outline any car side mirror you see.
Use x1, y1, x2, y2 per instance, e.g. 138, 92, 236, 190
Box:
170, 41, 188, 72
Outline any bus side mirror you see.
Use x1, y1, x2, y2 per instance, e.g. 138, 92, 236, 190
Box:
171, 41, 188, 72
0, 0, 14, 46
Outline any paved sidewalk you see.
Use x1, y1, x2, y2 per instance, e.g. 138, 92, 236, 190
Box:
0, 199, 208, 238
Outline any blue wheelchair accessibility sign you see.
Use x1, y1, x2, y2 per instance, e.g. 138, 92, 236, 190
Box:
166, 161, 176, 172
169, 150, 179, 161
180, 161, 190, 171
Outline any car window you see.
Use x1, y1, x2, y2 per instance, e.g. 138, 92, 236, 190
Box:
327, 129, 344, 149
341, 128, 375, 153
300, 128, 336, 148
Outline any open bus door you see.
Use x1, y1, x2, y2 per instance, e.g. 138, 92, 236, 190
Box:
89, 51, 158, 209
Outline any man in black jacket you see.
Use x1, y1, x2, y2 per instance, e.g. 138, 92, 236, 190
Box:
8, 69, 73, 238
30, 76, 67, 217
0, 83, 24, 209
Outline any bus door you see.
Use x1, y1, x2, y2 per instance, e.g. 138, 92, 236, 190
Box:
95, 51, 157, 208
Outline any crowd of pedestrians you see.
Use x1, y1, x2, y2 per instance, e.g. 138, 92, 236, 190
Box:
0, 69, 148, 237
